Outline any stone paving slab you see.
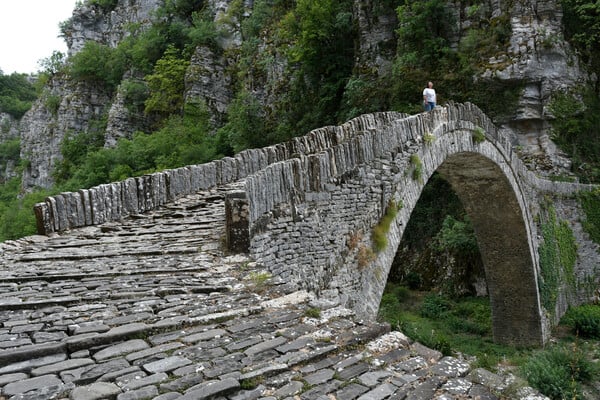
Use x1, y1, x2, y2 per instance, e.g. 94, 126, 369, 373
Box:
0, 185, 548, 400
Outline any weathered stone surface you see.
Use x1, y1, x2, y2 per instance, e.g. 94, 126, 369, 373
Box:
181, 377, 240, 399
3, 374, 64, 396
70, 382, 122, 400
143, 356, 192, 374
92, 339, 150, 361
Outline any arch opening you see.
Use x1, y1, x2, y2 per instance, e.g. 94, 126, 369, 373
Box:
379, 151, 544, 347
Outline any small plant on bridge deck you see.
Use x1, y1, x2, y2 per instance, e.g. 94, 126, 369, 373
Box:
472, 127, 486, 143
305, 307, 321, 319
248, 271, 272, 293
372, 200, 402, 252
410, 154, 423, 182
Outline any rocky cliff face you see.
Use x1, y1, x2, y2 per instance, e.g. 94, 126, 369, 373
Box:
0, 113, 19, 183
63, 0, 163, 55
19, 77, 112, 189
14, 0, 591, 191
486, 0, 585, 175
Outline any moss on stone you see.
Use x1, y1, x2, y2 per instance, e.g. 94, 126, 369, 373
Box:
579, 188, 600, 245
537, 203, 578, 315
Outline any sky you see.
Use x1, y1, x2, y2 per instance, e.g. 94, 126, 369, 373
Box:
0, 0, 79, 74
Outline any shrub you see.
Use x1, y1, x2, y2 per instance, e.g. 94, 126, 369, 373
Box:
121, 79, 149, 114
44, 94, 61, 117
69, 41, 125, 91
305, 308, 321, 318
423, 132, 436, 145
144, 46, 190, 116
579, 188, 600, 244
371, 200, 400, 252
472, 127, 486, 143
420, 293, 451, 319
562, 304, 600, 339
410, 153, 423, 181
0, 138, 20, 164
520, 344, 597, 400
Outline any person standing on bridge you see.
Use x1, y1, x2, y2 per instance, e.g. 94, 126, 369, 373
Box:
423, 81, 436, 111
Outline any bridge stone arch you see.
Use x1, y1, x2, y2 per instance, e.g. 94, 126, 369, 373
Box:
371, 131, 545, 346
244, 103, 560, 346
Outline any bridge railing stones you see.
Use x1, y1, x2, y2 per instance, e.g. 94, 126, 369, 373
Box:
245, 102, 504, 232
34, 111, 405, 235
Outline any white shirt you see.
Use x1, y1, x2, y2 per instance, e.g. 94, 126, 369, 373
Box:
423, 88, 436, 103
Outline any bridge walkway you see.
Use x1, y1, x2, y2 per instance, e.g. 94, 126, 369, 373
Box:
0, 184, 544, 399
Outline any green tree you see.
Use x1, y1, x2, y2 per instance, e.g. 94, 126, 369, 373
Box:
0, 71, 37, 119
562, 0, 600, 89
275, 0, 355, 136
144, 46, 190, 116
219, 90, 269, 153
69, 41, 126, 91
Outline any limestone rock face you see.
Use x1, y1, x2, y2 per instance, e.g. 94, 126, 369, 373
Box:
353, 0, 398, 78
18, 0, 163, 190
484, 0, 585, 175
20, 77, 112, 190
0, 113, 19, 182
185, 46, 234, 130
64, 0, 163, 55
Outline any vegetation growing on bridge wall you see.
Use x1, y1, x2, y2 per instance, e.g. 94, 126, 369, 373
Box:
537, 202, 578, 316
471, 127, 486, 144
409, 154, 423, 182
578, 188, 600, 245
372, 200, 402, 253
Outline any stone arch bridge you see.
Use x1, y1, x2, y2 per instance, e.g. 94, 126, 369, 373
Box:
35, 102, 599, 347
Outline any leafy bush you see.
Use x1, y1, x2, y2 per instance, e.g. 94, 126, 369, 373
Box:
121, 79, 149, 114
433, 215, 479, 255
144, 46, 190, 116
562, 0, 600, 79
520, 344, 598, 400
371, 200, 400, 252
69, 41, 126, 91
420, 293, 451, 319
0, 72, 37, 118
549, 89, 600, 183
54, 101, 216, 191
0, 177, 55, 241
562, 304, 600, 339
410, 154, 423, 181
0, 138, 20, 164
472, 127, 486, 143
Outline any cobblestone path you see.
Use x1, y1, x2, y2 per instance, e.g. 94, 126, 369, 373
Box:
0, 185, 546, 400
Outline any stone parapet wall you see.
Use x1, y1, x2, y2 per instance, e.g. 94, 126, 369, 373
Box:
34, 112, 404, 235
245, 104, 498, 290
